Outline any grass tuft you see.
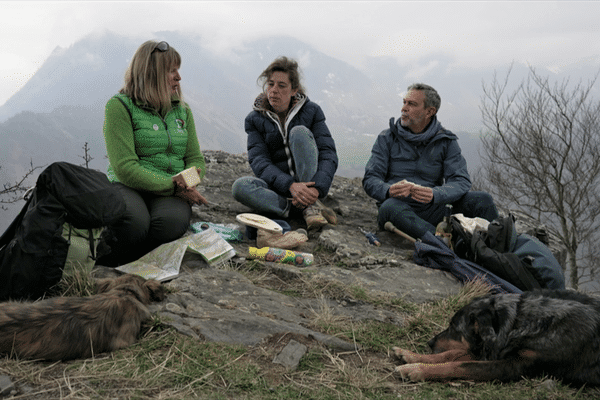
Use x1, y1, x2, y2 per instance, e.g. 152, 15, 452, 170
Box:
2, 266, 599, 399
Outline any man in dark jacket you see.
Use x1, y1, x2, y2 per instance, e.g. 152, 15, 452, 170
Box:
362, 83, 498, 240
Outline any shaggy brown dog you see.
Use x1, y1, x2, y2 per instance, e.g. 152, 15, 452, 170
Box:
393, 290, 600, 385
0, 274, 166, 361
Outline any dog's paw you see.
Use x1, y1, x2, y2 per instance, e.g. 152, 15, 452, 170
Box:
392, 347, 420, 364
395, 363, 425, 382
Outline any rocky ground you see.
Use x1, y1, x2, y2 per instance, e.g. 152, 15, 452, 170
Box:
99, 151, 564, 367
0, 151, 569, 397
86, 151, 463, 367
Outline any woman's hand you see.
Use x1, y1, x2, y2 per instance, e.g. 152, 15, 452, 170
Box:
172, 174, 208, 206
174, 185, 209, 206
172, 174, 187, 189
172, 168, 202, 188
290, 182, 319, 208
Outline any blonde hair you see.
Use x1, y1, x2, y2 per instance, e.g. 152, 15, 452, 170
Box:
120, 40, 182, 116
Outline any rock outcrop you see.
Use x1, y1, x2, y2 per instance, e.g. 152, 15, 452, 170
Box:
96, 150, 565, 367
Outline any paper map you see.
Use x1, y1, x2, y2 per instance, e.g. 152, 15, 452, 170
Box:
116, 228, 236, 281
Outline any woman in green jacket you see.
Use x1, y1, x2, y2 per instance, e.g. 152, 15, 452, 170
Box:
98, 40, 208, 267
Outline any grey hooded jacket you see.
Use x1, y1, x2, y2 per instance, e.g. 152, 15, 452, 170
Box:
363, 116, 472, 205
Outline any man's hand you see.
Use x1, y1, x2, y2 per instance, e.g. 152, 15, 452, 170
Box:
290, 182, 319, 208
410, 185, 433, 203
389, 181, 412, 198
389, 180, 433, 204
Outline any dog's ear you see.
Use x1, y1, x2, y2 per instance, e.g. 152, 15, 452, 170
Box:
469, 307, 499, 359
470, 309, 496, 337
144, 280, 167, 302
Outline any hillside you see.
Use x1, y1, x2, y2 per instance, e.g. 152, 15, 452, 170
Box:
0, 151, 590, 399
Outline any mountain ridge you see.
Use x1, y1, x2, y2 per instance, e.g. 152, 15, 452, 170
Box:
1, 30, 599, 232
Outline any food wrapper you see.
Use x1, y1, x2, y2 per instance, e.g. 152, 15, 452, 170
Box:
248, 247, 313, 267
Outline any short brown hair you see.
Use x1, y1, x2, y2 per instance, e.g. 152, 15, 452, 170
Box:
120, 40, 182, 116
258, 56, 306, 96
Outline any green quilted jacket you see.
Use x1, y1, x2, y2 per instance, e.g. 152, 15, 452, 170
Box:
103, 93, 206, 196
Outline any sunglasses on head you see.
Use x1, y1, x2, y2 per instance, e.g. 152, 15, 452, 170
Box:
152, 41, 169, 54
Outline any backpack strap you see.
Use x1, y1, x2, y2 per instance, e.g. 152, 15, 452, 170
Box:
65, 224, 96, 260
87, 229, 96, 260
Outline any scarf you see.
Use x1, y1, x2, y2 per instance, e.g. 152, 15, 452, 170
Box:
391, 116, 442, 144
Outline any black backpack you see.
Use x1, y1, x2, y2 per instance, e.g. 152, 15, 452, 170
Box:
450, 214, 544, 291
0, 162, 125, 300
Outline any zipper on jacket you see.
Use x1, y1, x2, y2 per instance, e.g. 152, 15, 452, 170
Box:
259, 94, 306, 141
264, 98, 305, 179
255, 94, 307, 178
162, 117, 174, 173
266, 112, 286, 138
130, 98, 179, 174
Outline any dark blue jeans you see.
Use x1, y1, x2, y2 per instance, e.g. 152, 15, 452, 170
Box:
378, 191, 498, 240
96, 183, 191, 267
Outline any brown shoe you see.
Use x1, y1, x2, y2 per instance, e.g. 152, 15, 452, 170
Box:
257, 229, 308, 250
303, 204, 328, 229
315, 200, 337, 225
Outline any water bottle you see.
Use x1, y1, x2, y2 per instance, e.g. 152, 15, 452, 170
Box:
435, 204, 453, 248
248, 247, 314, 267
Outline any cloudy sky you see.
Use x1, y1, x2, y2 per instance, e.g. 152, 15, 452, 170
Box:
1, 1, 599, 106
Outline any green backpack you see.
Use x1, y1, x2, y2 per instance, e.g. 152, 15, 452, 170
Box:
61, 224, 105, 277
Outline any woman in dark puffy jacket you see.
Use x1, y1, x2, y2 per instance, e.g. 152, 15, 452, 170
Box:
232, 56, 338, 229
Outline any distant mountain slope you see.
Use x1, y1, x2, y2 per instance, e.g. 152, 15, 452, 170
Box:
1, 30, 598, 232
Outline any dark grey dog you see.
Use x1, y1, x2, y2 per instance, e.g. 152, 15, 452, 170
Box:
394, 290, 600, 385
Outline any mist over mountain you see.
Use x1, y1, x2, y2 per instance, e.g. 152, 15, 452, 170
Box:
1, 30, 598, 232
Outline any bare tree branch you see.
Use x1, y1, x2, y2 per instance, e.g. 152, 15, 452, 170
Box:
479, 66, 600, 290
0, 160, 42, 207
79, 142, 93, 169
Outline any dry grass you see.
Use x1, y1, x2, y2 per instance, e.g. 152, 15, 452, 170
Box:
52, 264, 98, 298
1, 267, 599, 399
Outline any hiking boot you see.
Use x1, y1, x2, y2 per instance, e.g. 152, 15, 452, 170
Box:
295, 228, 308, 237
315, 200, 337, 225
256, 229, 308, 249
303, 204, 328, 229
